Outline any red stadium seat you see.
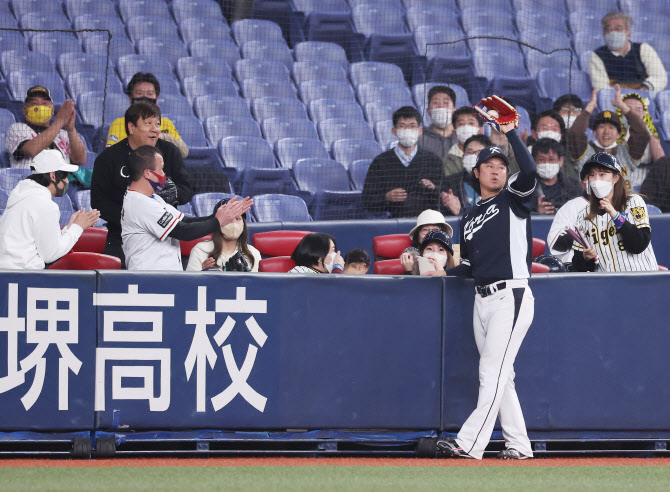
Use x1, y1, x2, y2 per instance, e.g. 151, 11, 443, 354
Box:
180, 235, 212, 257
531, 262, 550, 274
49, 252, 121, 270
259, 256, 296, 272
252, 230, 311, 257
532, 237, 546, 258
71, 228, 108, 254
372, 234, 411, 260
373, 258, 406, 275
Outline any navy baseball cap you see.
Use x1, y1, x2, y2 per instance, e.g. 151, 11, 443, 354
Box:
476, 145, 509, 168
25, 85, 51, 103
419, 229, 454, 255
579, 152, 622, 180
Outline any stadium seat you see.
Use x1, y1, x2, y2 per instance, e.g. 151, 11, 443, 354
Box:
66, 72, 123, 101
349, 158, 372, 190
292, 61, 348, 86
177, 202, 195, 217
240, 168, 296, 198
218, 136, 276, 171
65, 0, 117, 20
179, 234, 212, 258
516, 10, 567, 33
536, 68, 591, 103
177, 57, 232, 82
262, 118, 318, 145
235, 59, 291, 85
657, 91, 670, 114
1, 50, 53, 77
331, 139, 382, 170
406, 6, 462, 32
48, 252, 122, 270
292, 0, 350, 13
30, 33, 82, 66
364, 103, 394, 125
565, 0, 617, 13
532, 238, 547, 258
374, 120, 396, 149
308, 99, 365, 124
232, 19, 285, 45
373, 258, 405, 275
8, 71, 67, 104
402, 0, 458, 9
531, 262, 550, 274
373, 234, 412, 259
172, 0, 224, 23
73, 14, 129, 43
12, 0, 63, 17
179, 18, 230, 44
240, 40, 293, 71
77, 92, 129, 128
0, 189, 8, 210
126, 16, 179, 44
252, 230, 311, 257
82, 33, 135, 60
293, 158, 351, 193
19, 13, 72, 41
461, 8, 514, 33
205, 116, 262, 146
525, 50, 573, 78
0, 31, 29, 54
352, 5, 406, 36
251, 97, 308, 122
158, 94, 194, 118
183, 76, 239, 104
318, 118, 375, 148
293, 41, 349, 71
119, 0, 171, 21
116, 54, 173, 82
252, 194, 312, 222
647, 204, 663, 215
188, 39, 241, 68
191, 192, 235, 217
258, 256, 297, 272
312, 189, 364, 221
413, 26, 468, 61
137, 38, 189, 70
275, 137, 329, 169
519, 29, 574, 57
53, 195, 75, 228
167, 115, 208, 148
350, 61, 407, 87
242, 78, 296, 100
356, 83, 414, 107
71, 227, 108, 254
0, 108, 15, 134
513, 0, 565, 12
0, 168, 30, 192
299, 80, 356, 103
363, 34, 418, 84
194, 95, 251, 121
58, 53, 109, 79
573, 32, 603, 58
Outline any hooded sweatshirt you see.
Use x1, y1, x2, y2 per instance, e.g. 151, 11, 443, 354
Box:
0, 179, 82, 269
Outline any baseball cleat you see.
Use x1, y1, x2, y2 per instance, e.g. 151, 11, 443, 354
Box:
436, 439, 475, 459
497, 448, 532, 460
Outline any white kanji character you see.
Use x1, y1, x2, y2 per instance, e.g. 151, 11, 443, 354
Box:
0, 284, 26, 395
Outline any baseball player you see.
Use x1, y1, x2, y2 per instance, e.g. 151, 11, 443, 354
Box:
429, 96, 537, 460
121, 145, 252, 271
571, 152, 658, 272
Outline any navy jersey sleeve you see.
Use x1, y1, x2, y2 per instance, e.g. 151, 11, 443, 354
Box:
446, 216, 472, 277
506, 129, 536, 199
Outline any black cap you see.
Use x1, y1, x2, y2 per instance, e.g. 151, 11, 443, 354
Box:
213, 197, 246, 220
579, 152, 622, 180
419, 229, 454, 255
533, 254, 566, 273
476, 145, 509, 168
25, 85, 51, 103
591, 110, 622, 133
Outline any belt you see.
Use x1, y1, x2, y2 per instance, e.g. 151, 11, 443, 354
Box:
476, 281, 506, 298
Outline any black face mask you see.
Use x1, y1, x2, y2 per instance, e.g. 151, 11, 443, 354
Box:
52, 178, 68, 197
132, 96, 157, 105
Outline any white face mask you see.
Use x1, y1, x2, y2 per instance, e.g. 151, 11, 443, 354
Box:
455, 125, 479, 144
604, 31, 627, 51
536, 162, 560, 180
562, 115, 577, 129
430, 107, 452, 129
395, 128, 420, 148
537, 130, 561, 142
221, 222, 243, 240
462, 154, 478, 172
590, 179, 614, 199
324, 252, 337, 273
598, 140, 618, 150
423, 251, 448, 267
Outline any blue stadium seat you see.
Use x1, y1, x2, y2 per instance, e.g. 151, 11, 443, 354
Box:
158, 94, 194, 118
0, 188, 9, 209
262, 117, 318, 145
536, 67, 592, 103
467, 36, 521, 54
0, 31, 28, 54
119, 0, 171, 21
73, 189, 106, 226
251, 97, 308, 122
168, 115, 208, 147
53, 194, 75, 228
473, 48, 527, 81
314, 190, 364, 220
308, 98, 365, 124
183, 76, 239, 104
516, 105, 532, 137
413, 26, 468, 60
240, 40, 294, 71
67, 72, 123, 100
657, 91, 670, 114
239, 168, 295, 198
568, 11, 606, 37
331, 139, 382, 170
292, 0, 350, 13
292, 61, 348, 86
275, 137, 329, 169
513, 0, 565, 12
251, 194, 312, 222
350, 61, 406, 86
402, 0, 457, 9
137, 38, 189, 70
356, 83, 414, 107
0, 108, 15, 134
318, 118, 375, 148
516, 10, 567, 33
205, 116, 262, 146
364, 34, 418, 83
172, 0, 224, 23
352, 5, 407, 36
235, 59, 291, 85
629, 14, 670, 43
176, 202, 195, 217
242, 78, 296, 100
293, 41, 349, 71
461, 8, 514, 34
65, 0, 117, 20
18, 13, 71, 41
77, 92, 129, 128
363, 103, 394, 125
82, 33, 135, 60
30, 33, 82, 66
405, 6, 462, 32
218, 136, 276, 170
525, 50, 573, 78
188, 39, 241, 68
519, 29, 574, 57
58, 53, 109, 79
1, 50, 53, 78
573, 31, 604, 55
348, 0, 403, 8
293, 157, 351, 193
73, 14, 129, 43
194, 95, 250, 121
0, 168, 30, 192
116, 54, 173, 82
176, 56, 232, 82
374, 119, 396, 148
8, 71, 67, 104
565, 0, 617, 13
126, 16, 179, 44
11, 0, 64, 17
412, 82, 470, 109
349, 158, 372, 190
299, 80, 356, 102
232, 19, 285, 45
647, 204, 663, 215
191, 192, 235, 217
179, 18, 230, 44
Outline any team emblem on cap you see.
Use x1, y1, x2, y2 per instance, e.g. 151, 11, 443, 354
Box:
603, 111, 612, 118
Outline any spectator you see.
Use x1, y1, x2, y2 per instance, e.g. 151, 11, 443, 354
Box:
400, 209, 454, 273
413, 229, 455, 276
6, 86, 86, 170
552, 94, 584, 130
526, 110, 579, 182
289, 233, 344, 274
343, 248, 371, 274
589, 11, 667, 94
640, 156, 670, 212
186, 198, 261, 272
362, 106, 443, 217
92, 101, 194, 266
107, 72, 189, 158
442, 107, 483, 176
0, 150, 99, 269
615, 92, 665, 166
567, 87, 650, 191
531, 138, 583, 215
547, 180, 589, 264
418, 85, 457, 161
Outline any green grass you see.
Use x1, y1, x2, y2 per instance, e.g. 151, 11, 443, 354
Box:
2, 466, 670, 491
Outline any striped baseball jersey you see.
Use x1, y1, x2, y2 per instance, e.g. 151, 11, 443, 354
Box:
575, 143, 649, 192
572, 194, 658, 272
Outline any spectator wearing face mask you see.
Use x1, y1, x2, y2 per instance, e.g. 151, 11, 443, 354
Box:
552, 94, 584, 131
615, 92, 665, 166
527, 110, 579, 182
418, 85, 457, 162
289, 233, 344, 274
441, 107, 484, 176
589, 11, 667, 94
362, 106, 443, 217
400, 209, 454, 273
530, 138, 582, 215
106, 72, 189, 158
343, 248, 371, 274
568, 86, 650, 191
413, 229, 455, 276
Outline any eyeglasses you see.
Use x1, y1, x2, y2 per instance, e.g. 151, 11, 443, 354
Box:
561, 107, 582, 113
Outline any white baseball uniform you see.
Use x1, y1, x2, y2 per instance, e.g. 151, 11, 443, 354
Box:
121, 190, 184, 271
547, 195, 589, 263
5, 122, 71, 169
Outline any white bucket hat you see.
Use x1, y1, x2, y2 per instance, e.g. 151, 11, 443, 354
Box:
408, 209, 454, 240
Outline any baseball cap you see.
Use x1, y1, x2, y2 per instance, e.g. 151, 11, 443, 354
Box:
25, 86, 52, 103
591, 110, 622, 133
476, 145, 509, 168
409, 209, 454, 239
419, 229, 454, 255
30, 149, 78, 174
579, 152, 622, 180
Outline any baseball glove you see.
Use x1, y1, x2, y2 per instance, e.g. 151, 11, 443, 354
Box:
473, 95, 519, 131
156, 177, 179, 205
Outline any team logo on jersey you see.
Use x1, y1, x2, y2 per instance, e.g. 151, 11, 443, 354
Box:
631, 206, 646, 221
463, 204, 499, 241
157, 211, 173, 228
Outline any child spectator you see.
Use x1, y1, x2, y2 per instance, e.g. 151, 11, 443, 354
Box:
343, 248, 371, 274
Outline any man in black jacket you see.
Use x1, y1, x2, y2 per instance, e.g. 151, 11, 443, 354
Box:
362, 106, 443, 218
91, 101, 194, 266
